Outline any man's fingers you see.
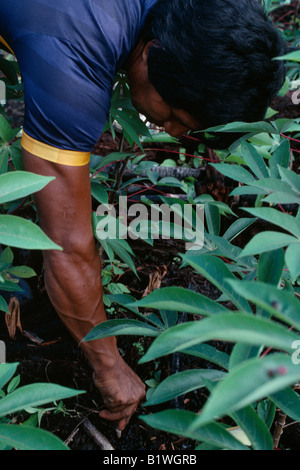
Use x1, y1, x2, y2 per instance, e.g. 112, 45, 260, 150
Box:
99, 403, 137, 425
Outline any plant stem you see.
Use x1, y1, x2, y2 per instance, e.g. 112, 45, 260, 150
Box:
273, 410, 287, 449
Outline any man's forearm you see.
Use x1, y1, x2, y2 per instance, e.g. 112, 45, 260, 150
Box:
42, 242, 119, 371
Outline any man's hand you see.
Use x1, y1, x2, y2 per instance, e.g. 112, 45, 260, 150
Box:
22, 148, 145, 430
94, 355, 146, 431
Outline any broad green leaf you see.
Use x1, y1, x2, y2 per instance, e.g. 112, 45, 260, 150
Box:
257, 249, 285, 286
263, 191, 300, 205
144, 369, 226, 406
209, 163, 255, 185
83, 319, 160, 343
129, 286, 229, 316
0, 171, 55, 205
231, 406, 273, 450
90, 182, 108, 204
188, 354, 300, 430
285, 243, 300, 282
7, 266, 36, 278
240, 141, 269, 180
0, 115, 15, 143
228, 280, 300, 330
257, 399, 276, 429
0, 247, 13, 264
203, 121, 277, 135
223, 218, 256, 242
180, 343, 230, 370
239, 231, 298, 257
269, 140, 290, 178
278, 166, 300, 195
205, 203, 220, 236
0, 295, 9, 313
207, 234, 255, 267
0, 424, 69, 450
275, 51, 300, 62
93, 152, 132, 171
270, 387, 300, 422
0, 215, 62, 250
242, 207, 300, 239
0, 383, 85, 416
229, 343, 262, 370
230, 186, 267, 197
140, 410, 249, 450
139, 313, 300, 364
0, 363, 18, 389
107, 293, 164, 328
180, 253, 252, 312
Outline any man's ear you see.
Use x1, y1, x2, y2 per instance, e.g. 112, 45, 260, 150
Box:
142, 40, 159, 63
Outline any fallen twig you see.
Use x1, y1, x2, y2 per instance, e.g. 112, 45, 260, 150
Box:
82, 418, 115, 450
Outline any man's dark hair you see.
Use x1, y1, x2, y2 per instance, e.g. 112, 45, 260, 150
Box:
142, 0, 286, 148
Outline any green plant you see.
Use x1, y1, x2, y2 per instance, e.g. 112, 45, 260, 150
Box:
0, 169, 62, 313
82, 115, 300, 449
0, 362, 85, 450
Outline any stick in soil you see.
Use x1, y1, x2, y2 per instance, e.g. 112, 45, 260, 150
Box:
82, 418, 115, 450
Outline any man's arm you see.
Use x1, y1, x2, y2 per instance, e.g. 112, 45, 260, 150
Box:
22, 148, 145, 431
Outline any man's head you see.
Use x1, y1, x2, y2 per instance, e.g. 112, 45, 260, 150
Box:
135, 0, 286, 148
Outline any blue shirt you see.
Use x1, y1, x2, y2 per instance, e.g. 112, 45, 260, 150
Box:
0, 0, 156, 164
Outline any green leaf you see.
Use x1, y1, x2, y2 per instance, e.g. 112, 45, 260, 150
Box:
270, 387, 300, 422
209, 163, 255, 185
144, 369, 226, 406
107, 293, 163, 328
93, 152, 132, 171
240, 141, 269, 180
0, 247, 13, 264
0, 383, 85, 416
0, 295, 9, 313
0, 171, 55, 205
231, 406, 273, 450
242, 207, 300, 239
90, 182, 108, 204
0, 115, 15, 144
7, 265, 36, 278
0, 424, 69, 450
223, 218, 256, 242
0, 215, 62, 250
0, 363, 18, 389
129, 286, 229, 316
205, 203, 220, 236
278, 166, 300, 195
229, 343, 262, 370
203, 121, 277, 135
274, 51, 300, 62
257, 249, 285, 286
228, 280, 300, 330
239, 231, 299, 257
140, 410, 249, 450
83, 319, 160, 343
188, 354, 300, 430
269, 140, 290, 178
285, 243, 300, 283
180, 343, 230, 370
139, 313, 299, 364
257, 399, 276, 429
180, 253, 252, 312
